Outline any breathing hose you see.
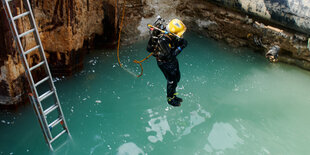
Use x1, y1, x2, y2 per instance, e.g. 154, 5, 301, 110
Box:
116, 0, 153, 77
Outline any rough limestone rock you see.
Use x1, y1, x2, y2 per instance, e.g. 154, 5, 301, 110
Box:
0, 0, 108, 104
210, 0, 310, 35
177, 0, 310, 70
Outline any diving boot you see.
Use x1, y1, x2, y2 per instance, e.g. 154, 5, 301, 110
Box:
173, 93, 183, 102
174, 96, 183, 102
167, 97, 181, 107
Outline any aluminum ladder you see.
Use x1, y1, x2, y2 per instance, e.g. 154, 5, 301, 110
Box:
1, 0, 71, 151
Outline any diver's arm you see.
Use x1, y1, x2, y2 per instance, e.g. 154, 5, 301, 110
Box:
173, 39, 187, 56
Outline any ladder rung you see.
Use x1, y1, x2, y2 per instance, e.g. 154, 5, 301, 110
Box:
39, 90, 54, 102
18, 29, 35, 38
25, 45, 40, 55
29, 61, 45, 71
13, 11, 30, 20
44, 104, 59, 115
34, 76, 49, 87
49, 117, 62, 129
50, 130, 66, 143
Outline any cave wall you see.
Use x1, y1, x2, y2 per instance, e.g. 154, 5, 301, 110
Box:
0, 0, 145, 105
0, 0, 110, 105
132, 0, 310, 70
175, 0, 310, 69
209, 0, 310, 35
0, 2, 28, 104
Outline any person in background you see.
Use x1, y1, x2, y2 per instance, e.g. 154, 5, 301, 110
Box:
146, 18, 188, 107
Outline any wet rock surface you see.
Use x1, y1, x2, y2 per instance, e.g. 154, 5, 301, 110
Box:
0, 0, 112, 104
209, 0, 310, 35
177, 0, 310, 70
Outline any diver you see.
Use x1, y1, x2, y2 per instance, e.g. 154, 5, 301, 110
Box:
146, 17, 188, 107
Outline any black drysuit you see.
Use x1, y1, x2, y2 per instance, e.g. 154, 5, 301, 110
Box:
147, 32, 187, 98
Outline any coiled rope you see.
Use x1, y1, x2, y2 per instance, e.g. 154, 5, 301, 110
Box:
117, 0, 153, 77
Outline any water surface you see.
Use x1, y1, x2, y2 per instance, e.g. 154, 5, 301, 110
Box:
1, 33, 310, 154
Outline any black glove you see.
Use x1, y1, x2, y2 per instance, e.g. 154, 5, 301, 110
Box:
180, 39, 187, 49
173, 39, 187, 56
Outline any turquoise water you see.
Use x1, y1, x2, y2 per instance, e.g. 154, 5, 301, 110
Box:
1, 33, 310, 154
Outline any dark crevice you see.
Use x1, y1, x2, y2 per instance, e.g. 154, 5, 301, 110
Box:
48, 50, 85, 77
93, 1, 118, 48
87, 0, 89, 11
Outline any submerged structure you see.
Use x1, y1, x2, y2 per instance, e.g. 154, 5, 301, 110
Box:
0, 0, 309, 104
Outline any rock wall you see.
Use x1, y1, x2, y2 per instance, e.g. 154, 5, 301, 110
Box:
209, 0, 310, 35
132, 0, 310, 70
0, 3, 28, 104
176, 0, 310, 69
0, 0, 112, 105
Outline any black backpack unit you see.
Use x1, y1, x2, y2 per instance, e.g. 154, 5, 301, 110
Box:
146, 17, 176, 61
156, 34, 175, 61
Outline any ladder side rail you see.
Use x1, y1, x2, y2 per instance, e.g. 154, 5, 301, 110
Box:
24, 0, 71, 137
24, 0, 57, 91
2, 0, 54, 141
1, 1, 35, 93
19, 0, 56, 141
23, 0, 56, 97
24, 0, 59, 102
54, 96, 71, 136
1, 1, 47, 139
29, 94, 53, 150
2, 0, 38, 101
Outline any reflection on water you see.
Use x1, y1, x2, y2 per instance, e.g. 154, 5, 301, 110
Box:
146, 109, 172, 143
181, 107, 211, 137
207, 122, 244, 152
173, 106, 211, 142
1, 33, 310, 154
117, 142, 144, 155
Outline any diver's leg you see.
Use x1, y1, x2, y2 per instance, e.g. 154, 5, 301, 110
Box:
157, 61, 169, 80
176, 60, 181, 83
166, 61, 181, 106
170, 60, 182, 102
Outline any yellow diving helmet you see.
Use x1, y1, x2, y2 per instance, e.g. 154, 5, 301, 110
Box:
166, 19, 186, 38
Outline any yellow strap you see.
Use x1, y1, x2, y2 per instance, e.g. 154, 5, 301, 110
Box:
167, 96, 176, 101
147, 24, 180, 39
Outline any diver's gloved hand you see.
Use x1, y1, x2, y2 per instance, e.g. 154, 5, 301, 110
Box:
180, 39, 188, 49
